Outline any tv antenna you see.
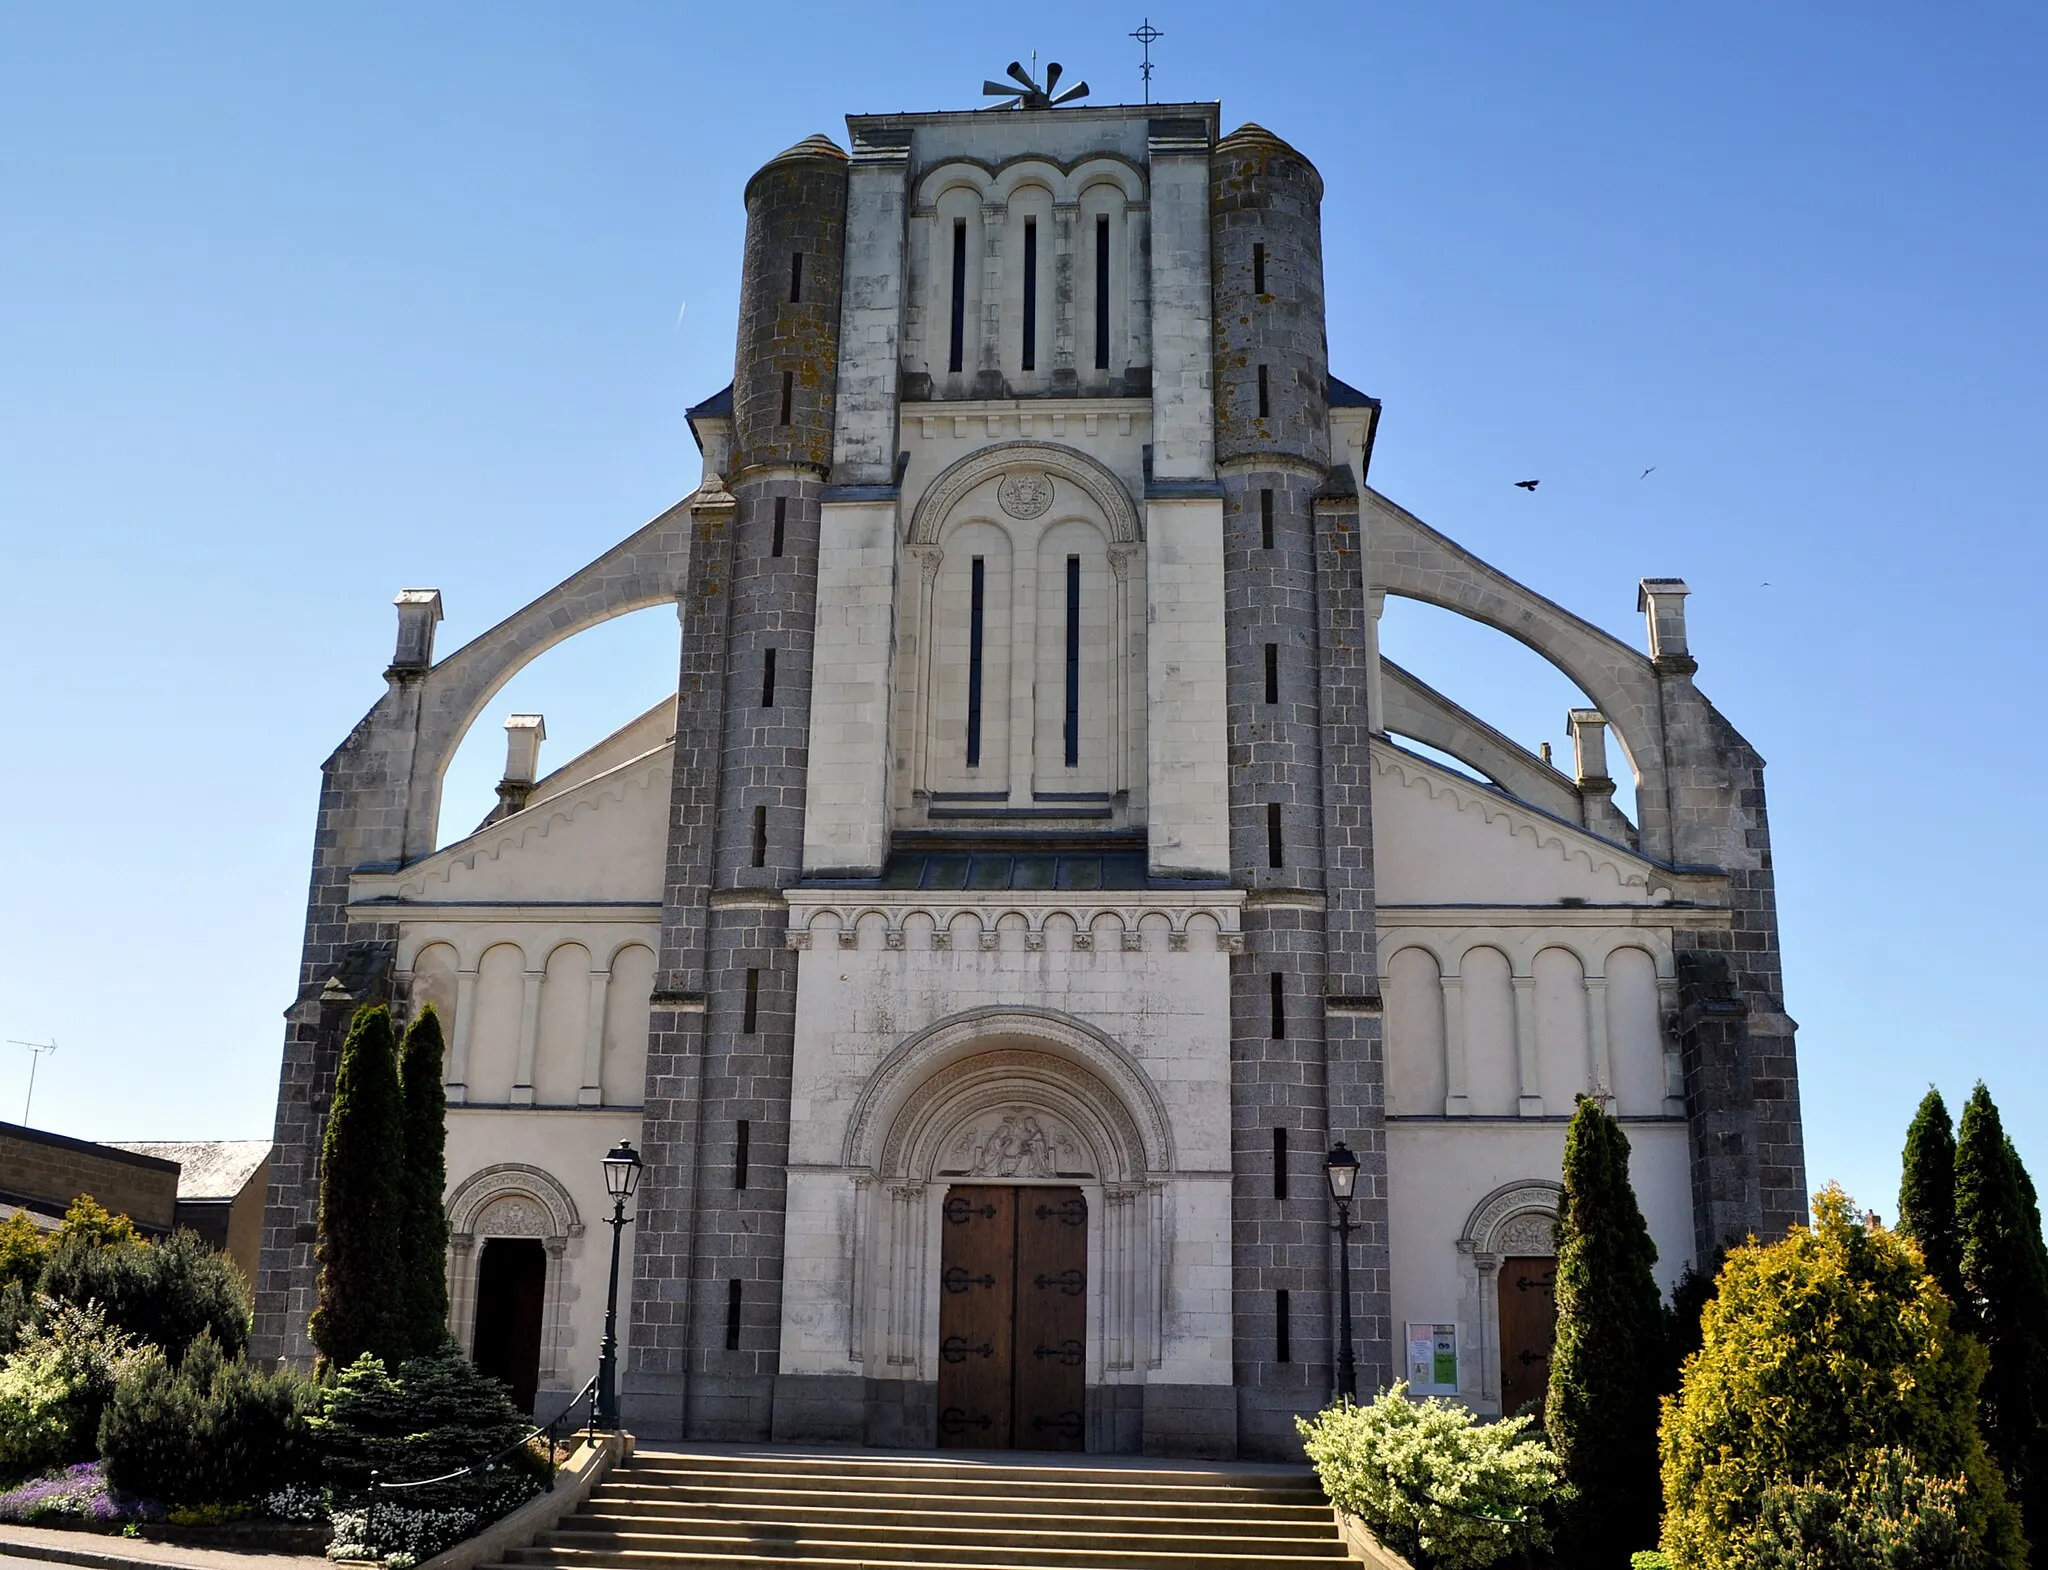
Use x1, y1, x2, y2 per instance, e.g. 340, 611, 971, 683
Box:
1130, 18, 1165, 104
6, 1040, 56, 1127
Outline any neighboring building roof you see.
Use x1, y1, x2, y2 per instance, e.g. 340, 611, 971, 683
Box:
685, 383, 733, 420
108, 1141, 270, 1204
1328, 374, 1380, 408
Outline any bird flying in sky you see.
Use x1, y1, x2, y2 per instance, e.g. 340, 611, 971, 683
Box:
1514, 479, 1540, 491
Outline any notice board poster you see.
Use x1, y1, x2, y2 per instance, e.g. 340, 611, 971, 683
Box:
1405, 1321, 1458, 1394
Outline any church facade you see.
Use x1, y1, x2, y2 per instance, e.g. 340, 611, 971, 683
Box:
252, 93, 1806, 1460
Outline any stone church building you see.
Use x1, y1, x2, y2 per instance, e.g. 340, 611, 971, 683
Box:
252, 90, 1805, 1460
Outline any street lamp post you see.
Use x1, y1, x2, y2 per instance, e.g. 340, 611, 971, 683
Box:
595, 1139, 643, 1430
1324, 1141, 1360, 1403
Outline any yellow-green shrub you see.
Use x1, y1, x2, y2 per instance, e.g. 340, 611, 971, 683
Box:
1659, 1185, 2024, 1569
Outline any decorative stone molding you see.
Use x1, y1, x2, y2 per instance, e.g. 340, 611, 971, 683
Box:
1372, 746, 1671, 899
906, 441, 1141, 547
785, 889, 1244, 951
841, 1005, 1175, 1177
1458, 1181, 1563, 1262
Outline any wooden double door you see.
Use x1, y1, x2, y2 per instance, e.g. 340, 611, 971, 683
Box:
936, 1184, 1088, 1451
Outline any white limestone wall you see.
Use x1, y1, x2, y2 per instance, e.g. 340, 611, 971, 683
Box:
444, 1107, 643, 1410
1386, 1120, 1692, 1416
802, 497, 898, 875
1144, 496, 1230, 878
776, 891, 1242, 1392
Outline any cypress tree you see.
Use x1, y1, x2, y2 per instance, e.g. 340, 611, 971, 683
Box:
310, 1004, 407, 1370
1956, 1083, 2048, 1551
1899, 1086, 1967, 1317
1547, 1097, 1667, 1567
396, 1005, 452, 1359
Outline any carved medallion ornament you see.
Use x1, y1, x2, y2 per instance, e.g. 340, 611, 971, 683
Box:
998, 472, 1055, 520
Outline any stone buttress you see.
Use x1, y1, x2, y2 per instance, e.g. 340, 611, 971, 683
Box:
624, 135, 848, 1439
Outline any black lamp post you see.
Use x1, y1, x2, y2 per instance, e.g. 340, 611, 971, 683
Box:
1324, 1140, 1360, 1404
594, 1139, 643, 1430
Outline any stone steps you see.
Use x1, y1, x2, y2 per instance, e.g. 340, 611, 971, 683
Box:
485, 1445, 1348, 1569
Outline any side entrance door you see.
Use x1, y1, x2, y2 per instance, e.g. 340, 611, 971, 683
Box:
1497, 1254, 1557, 1418
936, 1184, 1087, 1451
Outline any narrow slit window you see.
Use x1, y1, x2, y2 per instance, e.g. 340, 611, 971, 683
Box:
751, 805, 767, 868
1021, 218, 1038, 371
735, 1119, 751, 1190
1260, 489, 1275, 550
761, 647, 777, 708
1253, 242, 1266, 296
771, 496, 785, 558
778, 370, 793, 425
1264, 643, 1279, 705
1257, 364, 1270, 419
948, 219, 968, 374
1276, 1290, 1292, 1363
1063, 555, 1080, 768
966, 557, 986, 768
1094, 215, 1111, 369
1273, 1126, 1289, 1200
789, 251, 804, 304
725, 1280, 742, 1350
742, 968, 760, 1034
1267, 802, 1284, 868
1270, 972, 1287, 1040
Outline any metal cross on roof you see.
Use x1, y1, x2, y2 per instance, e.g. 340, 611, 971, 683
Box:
1130, 19, 1165, 104
982, 60, 1090, 110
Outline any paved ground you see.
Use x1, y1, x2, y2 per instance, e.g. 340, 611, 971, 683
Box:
0, 1524, 328, 1570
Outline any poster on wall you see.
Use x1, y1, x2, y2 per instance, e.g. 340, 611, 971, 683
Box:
1406, 1322, 1458, 1394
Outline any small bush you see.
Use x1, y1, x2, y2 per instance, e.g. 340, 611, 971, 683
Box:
312, 1346, 536, 1492
1298, 1386, 1560, 1569
326, 1471, 535, 1567
99, 1330, 317, 1506
0, 1299, 150, 1468
39, 1228, 249, 1364
1631, 1556, 1673, 1570
0, 1214, 51, 1294
1745, 1449, 1974, 1569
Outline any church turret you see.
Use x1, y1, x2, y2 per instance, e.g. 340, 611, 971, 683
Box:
1210, 123, 1330, 469
732, 135, 849, 475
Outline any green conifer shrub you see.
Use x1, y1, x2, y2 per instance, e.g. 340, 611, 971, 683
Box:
396, 1005, 451, 1358
1744, 1448, 1975, 1569
1899, 1087, 1968, 1317
1956, 1084, 2048, 1550
1659, 1185, 2025, 1570
310, 1004, 407, 1370
98, 1330, 316, 1507
1547, 1097, 1667, 1567
39, 1229, 249, 1363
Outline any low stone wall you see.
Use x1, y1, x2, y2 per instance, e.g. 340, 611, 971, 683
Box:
1332, 1506, 1420, 1570
416, 1432, 630, 1570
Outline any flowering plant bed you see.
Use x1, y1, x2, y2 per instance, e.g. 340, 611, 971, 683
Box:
0, 1460, 162, 1526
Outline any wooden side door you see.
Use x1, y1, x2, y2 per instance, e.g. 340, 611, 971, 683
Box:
1497, 1255, 1557, 1417
937, 1185, 1014, 1446
1014, 1187, 1087, 1452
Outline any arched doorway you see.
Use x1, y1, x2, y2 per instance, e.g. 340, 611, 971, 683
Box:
836, 1008, 1176, 1452
473, 1237, 547, 1412
1459, 1181, 1564, 1417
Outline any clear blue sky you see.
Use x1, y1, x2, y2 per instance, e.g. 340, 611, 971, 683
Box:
2, 3, 2042, 1237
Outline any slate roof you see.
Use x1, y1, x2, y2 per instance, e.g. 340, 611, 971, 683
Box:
108, 1141, 270, 1203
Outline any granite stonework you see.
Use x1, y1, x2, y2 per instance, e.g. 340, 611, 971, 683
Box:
254, 93, 1804, 1460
